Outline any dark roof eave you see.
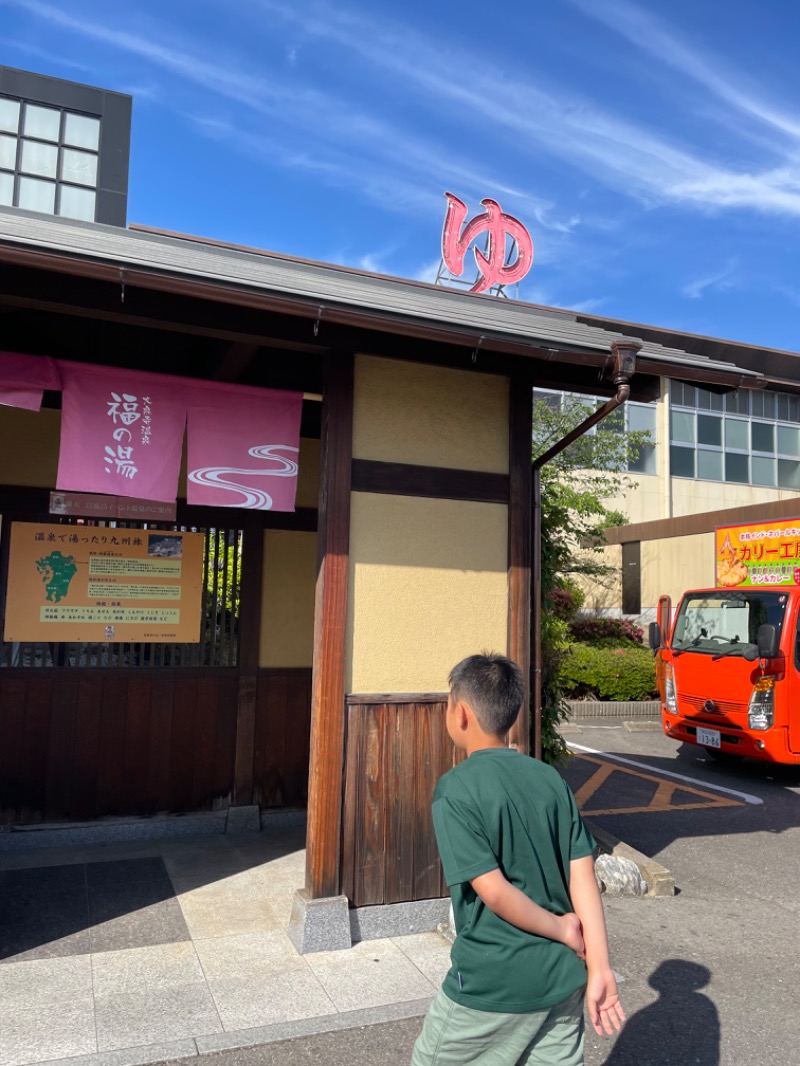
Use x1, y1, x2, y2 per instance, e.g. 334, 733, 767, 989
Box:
0, 213, 764, 391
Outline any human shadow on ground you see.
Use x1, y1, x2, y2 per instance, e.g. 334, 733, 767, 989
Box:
602, 960, 719, 1066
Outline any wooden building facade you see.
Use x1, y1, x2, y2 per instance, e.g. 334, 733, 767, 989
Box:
0, 210, 761, 907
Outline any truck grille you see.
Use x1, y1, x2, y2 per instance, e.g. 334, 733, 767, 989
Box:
681, 694, 747, 717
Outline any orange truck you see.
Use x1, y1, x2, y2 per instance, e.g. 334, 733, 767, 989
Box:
648, 518, 800, 765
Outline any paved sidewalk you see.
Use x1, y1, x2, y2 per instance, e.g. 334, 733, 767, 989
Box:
0, 827, 449, 1066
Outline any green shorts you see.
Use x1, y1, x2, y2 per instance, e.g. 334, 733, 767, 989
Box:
411, 986, 585, 1066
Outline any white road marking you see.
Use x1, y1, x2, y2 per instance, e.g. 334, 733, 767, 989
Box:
567, 742, 763, 805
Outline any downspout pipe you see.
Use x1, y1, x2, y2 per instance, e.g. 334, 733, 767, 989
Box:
530, 341, 641, 760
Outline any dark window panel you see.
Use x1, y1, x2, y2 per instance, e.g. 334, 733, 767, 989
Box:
725, 452, 749, 483
671, 445, 695, 478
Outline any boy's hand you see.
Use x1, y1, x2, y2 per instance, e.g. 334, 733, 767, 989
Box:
586, 967, 625, 1036
558, 913, 585, 959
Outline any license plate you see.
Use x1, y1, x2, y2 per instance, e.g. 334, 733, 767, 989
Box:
697, 727, 721, 749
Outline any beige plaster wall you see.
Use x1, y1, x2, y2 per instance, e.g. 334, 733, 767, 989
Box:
259, 530, 317, 668
670, 479, 796, 518
607, 473, 795, 526
576, 545, 622, 613
642, 533, 714, 606
346, 492, 509, 693
352, 355, 509, 473
614, 473, 662, 524
0, 407, 60, 487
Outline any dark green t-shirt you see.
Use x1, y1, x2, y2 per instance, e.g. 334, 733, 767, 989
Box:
432, 747, 594, 1013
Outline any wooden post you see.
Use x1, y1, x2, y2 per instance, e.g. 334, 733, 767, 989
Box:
305, 352, 353, 898
233, 517, 264, 804
532, 466, 543, 761
508, 374, 533, 753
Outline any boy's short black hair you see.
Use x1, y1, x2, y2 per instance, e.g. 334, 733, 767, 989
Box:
448, 653, 524, 735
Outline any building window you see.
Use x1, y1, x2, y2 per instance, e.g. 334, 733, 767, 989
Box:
0, 94, 100, 221
626, 402, 657, 474
670, 445, 695, 479
670, 386, 800, 488
534, 390, 658, 475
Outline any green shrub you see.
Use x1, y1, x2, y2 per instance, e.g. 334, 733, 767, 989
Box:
569, 616, 643, 644
560, 642, 657, 701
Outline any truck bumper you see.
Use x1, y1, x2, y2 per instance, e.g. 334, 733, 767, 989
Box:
661, 712, 798, 764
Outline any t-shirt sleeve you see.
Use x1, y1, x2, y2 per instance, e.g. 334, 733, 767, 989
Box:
562, 778, 595, 860
431, 794, 499, 887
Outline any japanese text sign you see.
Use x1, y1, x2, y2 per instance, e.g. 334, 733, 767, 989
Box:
4, 522, 205, 643
57, 362, 186, 503
716, 519, 800, 588
54, 361, 303, 511
441, 192, 533, 294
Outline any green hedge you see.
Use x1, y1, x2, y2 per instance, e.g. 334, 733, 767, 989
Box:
560, 642, 657, 701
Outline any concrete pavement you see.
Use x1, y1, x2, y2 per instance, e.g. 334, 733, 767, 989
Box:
0, 825, 450, 1066
10, 715, 796, 1066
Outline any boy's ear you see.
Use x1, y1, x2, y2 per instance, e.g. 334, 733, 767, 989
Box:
453, 700, 471, 731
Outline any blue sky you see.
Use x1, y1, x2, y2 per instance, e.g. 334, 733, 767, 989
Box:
3, 0, 800, 351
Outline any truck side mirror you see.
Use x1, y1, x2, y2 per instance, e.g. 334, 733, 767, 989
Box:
648, 622, 662, 651
757, 624, 779, 660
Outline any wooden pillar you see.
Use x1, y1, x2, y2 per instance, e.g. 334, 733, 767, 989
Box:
508, 373, 533, 753
232, 516, 263, 804
305, 352, 353, 898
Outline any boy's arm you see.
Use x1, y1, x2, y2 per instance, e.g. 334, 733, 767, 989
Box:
470, 868, 585, 957
569, 854, 625, 1036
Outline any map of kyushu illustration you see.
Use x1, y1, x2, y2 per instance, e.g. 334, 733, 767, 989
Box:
36, 550, 78, 602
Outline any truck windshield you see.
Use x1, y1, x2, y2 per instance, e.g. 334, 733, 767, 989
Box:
672, 590, 788, 654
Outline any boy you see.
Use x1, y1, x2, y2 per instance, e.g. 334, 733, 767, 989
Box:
411, 653, 623, 1066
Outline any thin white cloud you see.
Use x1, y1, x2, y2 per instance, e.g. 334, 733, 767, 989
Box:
0, 34, 93, 72
682, 260, 738, 300
414, 259, 443, 284
567, 0, 800, 143
1, 0, 576, 235
342, 246, 401, 274
567, 297, 610, 314
118, 82, 162, 103
185, 114, 442, 216
254, 0, 800, 218
777, 284, 800, 309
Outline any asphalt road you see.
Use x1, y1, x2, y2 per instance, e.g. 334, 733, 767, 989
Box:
568, 720, 800, 1065
154, 721, 800, 1065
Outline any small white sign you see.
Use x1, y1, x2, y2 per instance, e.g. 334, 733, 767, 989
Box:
696, 727, 721, 749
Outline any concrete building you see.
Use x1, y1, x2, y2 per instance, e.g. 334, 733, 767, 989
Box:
533, 314, 800, 620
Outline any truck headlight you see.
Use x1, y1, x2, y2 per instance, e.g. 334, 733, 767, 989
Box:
748, 676, 775, 730
664, 662, 678, 715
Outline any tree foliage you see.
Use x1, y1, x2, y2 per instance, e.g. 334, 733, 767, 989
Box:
533, 393, 651, 762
